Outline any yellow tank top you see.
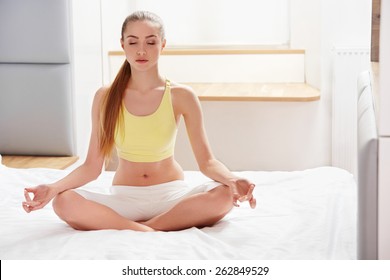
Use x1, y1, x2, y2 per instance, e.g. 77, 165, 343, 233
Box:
114, 80, 177, 162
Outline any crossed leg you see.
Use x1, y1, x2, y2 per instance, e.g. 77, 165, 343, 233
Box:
142, 185, 233, 231
52, 185, 233, 232
52, 190, 154, 231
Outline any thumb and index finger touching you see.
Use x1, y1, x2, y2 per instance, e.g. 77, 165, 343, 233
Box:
22, 187, 43, 213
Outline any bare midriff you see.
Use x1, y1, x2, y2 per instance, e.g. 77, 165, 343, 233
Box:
112, 156, 185, 186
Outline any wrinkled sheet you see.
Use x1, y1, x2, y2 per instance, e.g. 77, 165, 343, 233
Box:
0, 161, 357, 260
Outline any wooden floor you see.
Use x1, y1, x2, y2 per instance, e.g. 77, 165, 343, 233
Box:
2, 155, 79, 169
186, 83, 320, 102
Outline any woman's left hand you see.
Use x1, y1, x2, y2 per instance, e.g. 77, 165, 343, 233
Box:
229, 178, 257, 209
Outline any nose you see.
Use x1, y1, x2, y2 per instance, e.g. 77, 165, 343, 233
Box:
137, 49, 146, 56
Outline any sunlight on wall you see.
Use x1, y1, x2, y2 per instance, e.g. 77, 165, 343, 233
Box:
132, 0, 290, 46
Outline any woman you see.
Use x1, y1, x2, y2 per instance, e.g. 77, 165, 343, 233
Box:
22, 11, 256, 232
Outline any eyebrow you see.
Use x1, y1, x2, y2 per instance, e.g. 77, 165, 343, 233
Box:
126, 35, 158, 39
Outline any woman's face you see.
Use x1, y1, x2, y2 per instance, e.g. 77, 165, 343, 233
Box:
121, 20, 166, 72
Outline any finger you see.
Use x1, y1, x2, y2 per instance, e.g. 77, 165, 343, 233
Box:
242, 184, 255, 202
232, 192, 241, 206
22, 202, 31, 213
23, 201, 44, 212
29, 204, 44, 211
247, 184, 255, 196
24, 187, 36, 193
24, 189, 32, 202
232, 196, 240, 207
23, 200, 42, 208
249, 197, 257, 209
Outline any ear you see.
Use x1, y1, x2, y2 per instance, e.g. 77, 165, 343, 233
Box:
120, 38, 124, 49
161, 39, 166, 50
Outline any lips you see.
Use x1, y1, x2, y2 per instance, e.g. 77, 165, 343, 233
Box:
136, 59, 148, 64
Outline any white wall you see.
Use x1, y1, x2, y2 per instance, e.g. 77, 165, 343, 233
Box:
100, 0, 135, 86
109, 52, 306, 83
100, 0, 291, 85
175, 100, 329, 171
71, 0, 103, 159
290, 0, 321, 89
321, 0, 372, 175
133, 0, 289, 46
321, 0, 372, 104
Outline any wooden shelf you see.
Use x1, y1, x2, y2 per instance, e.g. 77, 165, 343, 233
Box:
2, 155, 79, 170
109, 48, 305, 56
108, 48, 315, 101
186, 83, 320, 102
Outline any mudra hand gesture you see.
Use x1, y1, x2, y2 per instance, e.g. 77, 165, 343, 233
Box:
23, 185, 57, 213
229, 178, 256, 208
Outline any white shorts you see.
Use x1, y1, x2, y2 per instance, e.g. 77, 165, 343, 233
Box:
74, 180, 223, 221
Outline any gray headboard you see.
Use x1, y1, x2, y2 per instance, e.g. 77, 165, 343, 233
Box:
357, 70, 378, 260
0, 0, 75, 156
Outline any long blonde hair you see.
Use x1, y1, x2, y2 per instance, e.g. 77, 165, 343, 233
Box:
99, 11, 165, 159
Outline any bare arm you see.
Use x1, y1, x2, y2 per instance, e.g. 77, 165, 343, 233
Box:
47, 88, 107, 193
175, 85, 256, 208
23, 88, 107, 212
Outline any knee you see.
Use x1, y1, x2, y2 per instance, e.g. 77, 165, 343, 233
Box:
210, 185, 234, 215
52, 190, 79, 222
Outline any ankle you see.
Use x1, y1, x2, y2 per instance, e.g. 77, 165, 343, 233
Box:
139, 221, 157, 232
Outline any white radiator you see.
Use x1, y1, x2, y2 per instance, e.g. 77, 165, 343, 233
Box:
332, 47, 370, 177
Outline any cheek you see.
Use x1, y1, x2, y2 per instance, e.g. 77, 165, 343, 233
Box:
148, 46, 162, 56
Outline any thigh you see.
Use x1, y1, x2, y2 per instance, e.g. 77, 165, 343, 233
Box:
74, 181, 225, 221
149, 181, 226, 217
74, 189, 147, 221
185, 181, 225, 196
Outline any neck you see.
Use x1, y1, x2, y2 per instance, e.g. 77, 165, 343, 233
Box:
128, 67, 164, 91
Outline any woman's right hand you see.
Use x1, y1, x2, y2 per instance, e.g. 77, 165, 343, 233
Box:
22, 185, 58, 213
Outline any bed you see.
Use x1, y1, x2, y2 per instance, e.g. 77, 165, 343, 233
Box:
0, 156, 357, 260
356, 70, 379, 259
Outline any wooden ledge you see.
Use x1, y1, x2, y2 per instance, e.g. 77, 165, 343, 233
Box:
109, 48, 305, 56
187, 83, 320, 102
108, 48, 315, 102
2, 155, 79, 169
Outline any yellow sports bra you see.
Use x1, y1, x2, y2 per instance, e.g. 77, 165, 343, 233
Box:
114, 80, 178, 163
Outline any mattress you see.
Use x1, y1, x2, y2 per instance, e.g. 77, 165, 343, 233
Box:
0, 159, 357, 260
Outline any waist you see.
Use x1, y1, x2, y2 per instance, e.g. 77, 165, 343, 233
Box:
110, 180, 188, 195
112, 156, 184, 186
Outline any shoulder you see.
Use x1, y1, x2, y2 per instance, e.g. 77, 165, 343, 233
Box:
90, 86, 111, 118
95, 86, 110, 101
170, 81, 199, 104
91, 86, 110, 108
169, 81, 202, 116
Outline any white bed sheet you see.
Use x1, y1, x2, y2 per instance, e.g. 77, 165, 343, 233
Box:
0, 160, 357, 260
